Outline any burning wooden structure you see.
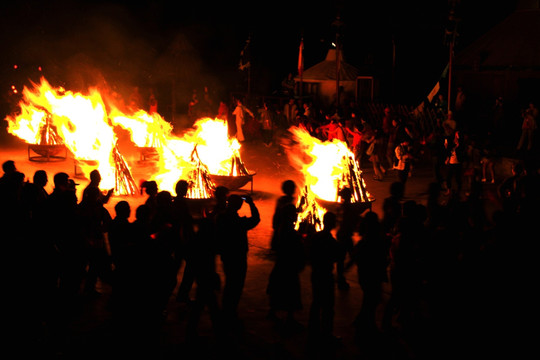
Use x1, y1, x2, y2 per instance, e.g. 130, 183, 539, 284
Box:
210, 148, 255, 193
295, 185, 326, 235
186, 145, 215, 199
285, 125, 373, 231
111, 145, 139, 196
73, 144, 138, 196
27, 115, 67, 162
317, 152, 374, 214
137, 131, 165, 162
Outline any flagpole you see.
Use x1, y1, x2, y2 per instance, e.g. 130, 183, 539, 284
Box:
298, 37, 304, 97
445, 3, 459, 115
447, 40, 453, 114
248, 62, 251, 96
332, 16, 344, 113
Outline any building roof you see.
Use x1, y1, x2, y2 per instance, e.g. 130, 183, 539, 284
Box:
295, 49, 360, 81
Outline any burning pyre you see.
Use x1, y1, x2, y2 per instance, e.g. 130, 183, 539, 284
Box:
295, 185, 326, 233
5, 77, 138, 195
5, 77, 254, 198
284, 126, 373, 230
186, 145, 215, 199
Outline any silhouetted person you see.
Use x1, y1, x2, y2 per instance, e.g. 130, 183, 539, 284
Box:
21, 170, 53, 289
271, 179, 297, 251
216, 194, 260, 331
498, 161, 525, 215
382, 181, 404, 237
346, 211, 388, 338
41, 172, 84, 353
266, 203, 305, 332
208, 186, 229, 221
46, 172, 84, 301
13, 168, 53, 348
82, 169, 113, 205
0, 160, 25, 231
172, 179, 196, 304
108, 200, 135, 315
306, 211, 341, 347
335, 187, 360, 290
149, 190, 179, 317
141, 179, 159, 218
425, 182, 446, 230
20, 169, 49, 223
185, 216, 222, 342
111, 203, 162, 357
107, 200, 132, 270
382, 200, 425, 336
77, 185, 113, 297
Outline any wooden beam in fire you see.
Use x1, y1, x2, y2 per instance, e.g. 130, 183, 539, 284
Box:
338, 155, 370, 203
296, 185, 325, 235
37, 115, 63, 145
112, 144, 138, 196
188, 145, 215, 199
229, 149, 251, 177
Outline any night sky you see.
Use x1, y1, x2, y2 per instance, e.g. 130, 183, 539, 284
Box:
0, 0, 519, 111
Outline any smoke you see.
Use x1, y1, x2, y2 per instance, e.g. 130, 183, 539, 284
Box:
3, 1, 227, 120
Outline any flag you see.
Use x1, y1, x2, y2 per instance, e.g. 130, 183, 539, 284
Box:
239, 37, 251, 71
413, 101, 425, 116
441, 63, 449, 78
427, 63, 449, 102
298, 38, 304, 77
427, 81, 440, 103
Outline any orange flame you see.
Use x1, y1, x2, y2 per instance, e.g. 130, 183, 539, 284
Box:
285, 126, 371, 203
5, 77, 251, 199
6, 77, 134, 194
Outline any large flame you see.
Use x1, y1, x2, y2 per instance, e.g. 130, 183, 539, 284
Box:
6, 77, 135, 194
5, 77, 251, 198
295, 185, 327, 233
285, 126, 371, 203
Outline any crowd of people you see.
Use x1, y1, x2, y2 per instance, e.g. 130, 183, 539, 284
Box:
1, 87, 538, 358
1, 141, 538, 359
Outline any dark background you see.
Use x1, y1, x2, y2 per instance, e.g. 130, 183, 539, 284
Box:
0, 0, 519, 119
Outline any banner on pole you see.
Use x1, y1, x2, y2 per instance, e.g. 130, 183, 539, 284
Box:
298, 38, 304, 77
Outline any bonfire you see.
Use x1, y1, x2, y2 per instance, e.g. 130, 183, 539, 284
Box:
295, 185, 326, 234
285, 126, 373, 205
186, 145, 215, 199
111, 144, 139, 196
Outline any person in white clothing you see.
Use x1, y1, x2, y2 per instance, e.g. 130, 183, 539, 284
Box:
232, 98, 253, 142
